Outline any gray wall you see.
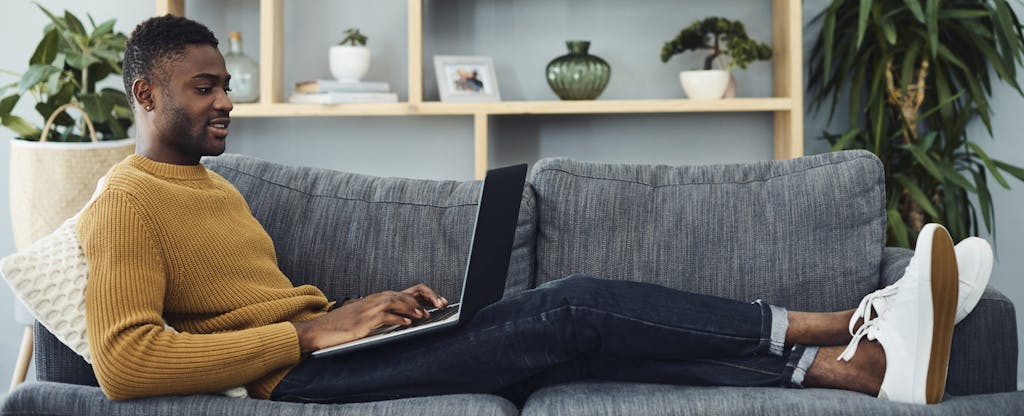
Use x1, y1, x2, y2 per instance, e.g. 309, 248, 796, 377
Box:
0, 0, 1021, 392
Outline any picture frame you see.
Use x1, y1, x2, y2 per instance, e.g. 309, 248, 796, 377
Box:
433, 55, 501, 102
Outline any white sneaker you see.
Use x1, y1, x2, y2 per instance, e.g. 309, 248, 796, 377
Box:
838, 223, 958, 404
952, 237, 992, 322
847, 236, 991, 332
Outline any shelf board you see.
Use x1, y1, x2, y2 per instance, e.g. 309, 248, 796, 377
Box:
231, 102, 416, 117
231, 98, 793, 118
421, 98, 792, 115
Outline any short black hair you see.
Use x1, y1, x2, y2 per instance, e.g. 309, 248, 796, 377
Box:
123, 15, 219, 109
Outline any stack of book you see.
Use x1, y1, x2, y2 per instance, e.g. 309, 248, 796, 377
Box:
288, 79, 398, 104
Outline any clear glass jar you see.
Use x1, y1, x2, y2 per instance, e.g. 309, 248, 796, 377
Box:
224, 31, 259, 103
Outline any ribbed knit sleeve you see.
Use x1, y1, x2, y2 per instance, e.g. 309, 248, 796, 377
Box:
80, 190, 302, 401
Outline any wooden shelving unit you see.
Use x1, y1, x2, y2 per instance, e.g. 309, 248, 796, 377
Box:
157, 0, 804, 179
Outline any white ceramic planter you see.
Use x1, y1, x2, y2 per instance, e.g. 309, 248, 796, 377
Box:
329, 45, 371, 82
678, 70, 731, 100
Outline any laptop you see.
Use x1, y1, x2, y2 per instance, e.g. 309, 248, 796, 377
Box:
312, 163, 528, 358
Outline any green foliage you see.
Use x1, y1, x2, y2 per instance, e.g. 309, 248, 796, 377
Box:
0, 3, 132, 142
808, 0, 1024, 247
660, 17, 772, 70
338, 28, 367, 47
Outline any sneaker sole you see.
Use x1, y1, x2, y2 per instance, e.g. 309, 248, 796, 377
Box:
926, 227, 958, 404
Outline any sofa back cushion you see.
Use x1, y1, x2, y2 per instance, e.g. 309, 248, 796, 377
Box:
530, 150, 886, 312
36, 154, 537, 384
204, 154, 536, 303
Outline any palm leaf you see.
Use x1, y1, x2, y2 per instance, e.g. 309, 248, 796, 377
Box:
831, 128, 862, 151
971, 168, 994, 232
857, 0, 874, 48
893, 174, 940, 219
824, 6, 838, 78
965, 142, 1009, 188
900, 42, 923, 93
887, 208, 911, 248
937, 161, 978, 194
938, 10, 991, 20
926, 0, 939, 57
903, 0, 926, 23
994, 160, 1024, 182
901, 141, 943, 181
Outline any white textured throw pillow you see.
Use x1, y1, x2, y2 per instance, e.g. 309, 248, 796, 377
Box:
1, 179, 102, 362
0, 176, 247, 398
3, 216, 90, 358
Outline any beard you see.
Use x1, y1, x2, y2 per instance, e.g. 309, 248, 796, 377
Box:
161, 102, 226, 159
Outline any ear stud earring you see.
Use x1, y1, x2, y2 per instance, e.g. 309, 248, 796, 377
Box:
145, 105, 153, 111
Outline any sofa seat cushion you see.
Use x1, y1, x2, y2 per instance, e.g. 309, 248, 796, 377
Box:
2, 382, 519, 416
529, 150, 885, 311
520, 381, 1024, 415
204, 154, 536, 302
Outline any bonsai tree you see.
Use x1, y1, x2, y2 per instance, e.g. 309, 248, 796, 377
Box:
0, 3, 132, 142
808, 0, 1024, 247
660, 17, 773, 70
338, 28, 367, 46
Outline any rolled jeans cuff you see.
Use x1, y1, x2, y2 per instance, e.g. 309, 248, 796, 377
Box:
781, 345, 819, 388
752, 299, 788, 357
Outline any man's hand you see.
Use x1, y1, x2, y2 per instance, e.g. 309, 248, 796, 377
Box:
291, 283, 449, 353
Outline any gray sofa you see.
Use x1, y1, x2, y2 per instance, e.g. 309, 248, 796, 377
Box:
4, 150, 1022, 415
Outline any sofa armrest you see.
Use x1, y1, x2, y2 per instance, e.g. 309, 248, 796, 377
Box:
1, 382, 519, 416
879, 247, 1018, 395
879, 247, 914, 287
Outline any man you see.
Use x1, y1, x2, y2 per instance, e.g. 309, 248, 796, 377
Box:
79, 15, 993, 405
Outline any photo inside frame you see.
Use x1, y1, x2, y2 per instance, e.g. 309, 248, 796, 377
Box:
444, 64, 492, 95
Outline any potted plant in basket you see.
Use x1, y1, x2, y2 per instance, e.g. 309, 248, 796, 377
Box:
660, 17, 773, 99
329, 27, 370, 82
808, 0, 1024, 247
0, 4, 135, 250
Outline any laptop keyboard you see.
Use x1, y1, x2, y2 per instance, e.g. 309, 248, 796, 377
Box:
365, 303, 461, 337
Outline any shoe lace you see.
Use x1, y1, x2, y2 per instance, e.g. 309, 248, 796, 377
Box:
838, 316, 881, 362
847, 282, 901, 336
845, 253, 923, 336
838, 256, 919, 362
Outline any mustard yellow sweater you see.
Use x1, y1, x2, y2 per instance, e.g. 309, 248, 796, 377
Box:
78, 154, 331, 401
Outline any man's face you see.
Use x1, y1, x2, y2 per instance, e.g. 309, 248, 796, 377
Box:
150, 45, 233, 164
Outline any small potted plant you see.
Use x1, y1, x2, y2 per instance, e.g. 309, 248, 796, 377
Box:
660, 17, 772, 99
329, 28, 370, 82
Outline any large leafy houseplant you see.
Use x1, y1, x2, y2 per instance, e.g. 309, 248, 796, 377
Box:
808, 0, 1024, 247
0, 4, 132, 142
3, 5, 135, 251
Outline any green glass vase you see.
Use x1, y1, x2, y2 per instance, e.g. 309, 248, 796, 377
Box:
545, 41, 611, 100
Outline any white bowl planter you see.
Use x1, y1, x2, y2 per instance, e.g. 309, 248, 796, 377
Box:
329, 45, 371, 82
679, 70, 731, 100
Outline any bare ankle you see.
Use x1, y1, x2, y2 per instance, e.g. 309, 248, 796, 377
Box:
803, 342, 886, 395
786, 310, 856, 346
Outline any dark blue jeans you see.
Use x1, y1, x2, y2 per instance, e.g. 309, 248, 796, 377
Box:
271, 275, 814, 404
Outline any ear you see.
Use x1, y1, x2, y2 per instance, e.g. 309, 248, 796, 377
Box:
132, 78, 154, 110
